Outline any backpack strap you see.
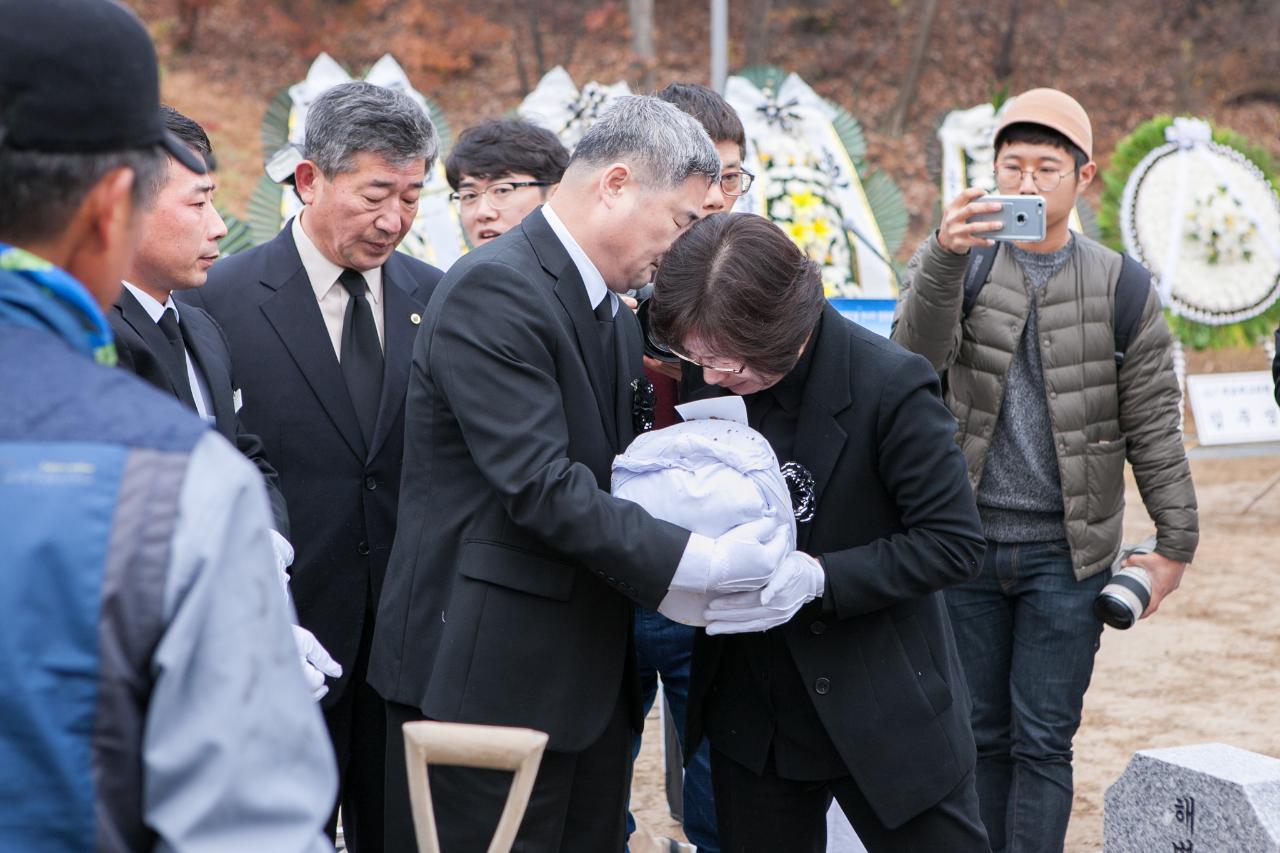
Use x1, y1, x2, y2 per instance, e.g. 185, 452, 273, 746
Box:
1113, 253, 1152, 367
961, 244, 999, 318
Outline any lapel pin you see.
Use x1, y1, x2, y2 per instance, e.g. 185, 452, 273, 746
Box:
410, 312, 421, 325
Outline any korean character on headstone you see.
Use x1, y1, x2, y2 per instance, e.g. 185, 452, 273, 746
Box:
1175, 795, 1195, 834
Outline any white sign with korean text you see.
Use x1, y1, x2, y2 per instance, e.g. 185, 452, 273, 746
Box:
1186, 371, 1280, 445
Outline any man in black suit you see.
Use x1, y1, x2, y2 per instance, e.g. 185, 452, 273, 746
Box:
181, 82, 442, 853
369, 96, 794, 852
111, 108, 287, 533
650, 213, 991, 851
112, 105, 342, 700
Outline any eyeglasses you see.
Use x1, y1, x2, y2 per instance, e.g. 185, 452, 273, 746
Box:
994, 165, 1073, 193
719, 169, 755, 197
665, 344, 746, 375
449, 181, 553, 209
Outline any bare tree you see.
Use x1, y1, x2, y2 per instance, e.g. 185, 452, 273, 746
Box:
992, 0, 1019, 81
508, 0, 592, 95
175, 0, 214, 53
885, 0, 942, 137
745, 0, 773, 68
629, 0, 656, 89
528, 0, 549, 80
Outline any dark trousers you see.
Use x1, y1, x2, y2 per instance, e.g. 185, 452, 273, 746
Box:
710, 749, 990, 853
384, 691, 633, 853
323, 608, 387, 853
627, 607, 719, 852
944, 540, 1107, 853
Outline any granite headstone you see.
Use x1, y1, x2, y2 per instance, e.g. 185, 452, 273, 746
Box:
1105, 743, 1280, 851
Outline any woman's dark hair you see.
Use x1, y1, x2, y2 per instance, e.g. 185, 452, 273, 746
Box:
994, 122, 1089, 173
650, 213, 824, 378
445, 119, 570, 190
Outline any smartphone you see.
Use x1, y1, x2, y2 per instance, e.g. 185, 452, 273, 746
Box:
972, 194, 1046, 242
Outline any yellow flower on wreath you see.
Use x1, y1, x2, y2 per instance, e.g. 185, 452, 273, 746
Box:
789, 189, 819, 211
786, 221, 811, 244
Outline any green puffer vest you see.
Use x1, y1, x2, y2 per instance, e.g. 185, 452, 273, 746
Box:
892, 233, 1198, 579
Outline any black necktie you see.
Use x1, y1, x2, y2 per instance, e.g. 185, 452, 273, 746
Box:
156, 307, 198, 411
338, 269, 384, 447
594, 294, 617, 402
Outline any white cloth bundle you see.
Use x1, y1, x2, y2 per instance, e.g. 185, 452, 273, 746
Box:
612, 417, 796, 626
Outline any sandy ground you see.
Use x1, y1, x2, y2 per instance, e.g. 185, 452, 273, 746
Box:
629, 450, 1280, 852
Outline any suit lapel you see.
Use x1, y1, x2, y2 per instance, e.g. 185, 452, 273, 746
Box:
115, 288, 188, 400
526, 210, 620, 450
366, 259, 425, 461
791, 306, 852, 552
553, 275, 619, 450
259, 230, 368, 461
180, 310, 235, 442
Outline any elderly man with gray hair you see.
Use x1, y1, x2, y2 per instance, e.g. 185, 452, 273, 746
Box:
368, 95, 797, 851
182, 80, 444, 853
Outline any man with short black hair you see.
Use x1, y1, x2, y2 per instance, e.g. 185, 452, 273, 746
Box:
445, 118, 569, 247
893, 87, 1198, 852
655, 81, 751, 219
0, 1, 335, 849
183, 80, 444, 853
112, 105, 342, 701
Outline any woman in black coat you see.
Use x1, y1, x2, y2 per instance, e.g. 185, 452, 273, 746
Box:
648, 213, 992, 853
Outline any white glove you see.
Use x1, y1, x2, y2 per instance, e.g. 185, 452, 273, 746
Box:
670, 516, 792, 595
269, 529, 295, 595
703, 551, 825, 635
292, 625, 343, 701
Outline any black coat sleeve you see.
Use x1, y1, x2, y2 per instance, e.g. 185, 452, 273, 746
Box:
232, 418, 290, 538
429, 260, 689, 608
211, 313, 291, 538
821, 354, 985, 617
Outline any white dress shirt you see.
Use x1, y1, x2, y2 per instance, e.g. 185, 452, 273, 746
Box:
122, 281, 214, 425
543, 202, 616, 317
291, 213, 385, 359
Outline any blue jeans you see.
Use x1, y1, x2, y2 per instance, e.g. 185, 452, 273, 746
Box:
626, 607, 719, 852
944, 540, 1107, 853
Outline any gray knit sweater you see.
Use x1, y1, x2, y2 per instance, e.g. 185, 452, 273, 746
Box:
974, 238, 1075, 543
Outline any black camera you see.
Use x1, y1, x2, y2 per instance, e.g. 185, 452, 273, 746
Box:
1092, 539, 1156, 630
635, 297, 680, 365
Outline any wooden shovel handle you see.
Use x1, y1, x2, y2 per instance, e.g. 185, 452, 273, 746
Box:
402, 721, 550, 853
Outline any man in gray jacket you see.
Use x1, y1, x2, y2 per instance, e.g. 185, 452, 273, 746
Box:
892, 87, 1198, 853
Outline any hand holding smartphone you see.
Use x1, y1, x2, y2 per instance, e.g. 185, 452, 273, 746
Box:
970, 194, 1047, 242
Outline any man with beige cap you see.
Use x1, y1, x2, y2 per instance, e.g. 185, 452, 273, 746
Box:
892, 88, 1198, 852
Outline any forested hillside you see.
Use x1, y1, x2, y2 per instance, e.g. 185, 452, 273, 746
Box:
135, 0, 1280, 255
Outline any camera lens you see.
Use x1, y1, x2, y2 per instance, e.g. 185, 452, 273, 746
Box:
1093, 566, 1152, 629
637, 298, 680, 365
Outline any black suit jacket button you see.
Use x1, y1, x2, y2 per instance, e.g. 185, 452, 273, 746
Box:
357, 541, 370, 556
814, 677, 831, 695
365, 476, 378, 491
810, 621, 826, 635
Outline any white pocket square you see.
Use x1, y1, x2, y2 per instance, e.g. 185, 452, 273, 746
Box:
232, 388, 243, 413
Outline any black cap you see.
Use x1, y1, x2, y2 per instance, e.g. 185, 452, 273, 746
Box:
0, 0, 206, 175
